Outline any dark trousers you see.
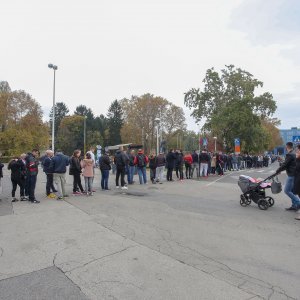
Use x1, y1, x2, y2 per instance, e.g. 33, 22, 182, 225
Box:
46, 173, 56, 195
11, 178, 25, 197
167, 168, 173, 181
101, 170, 109, 189
25, 175, 37, 201
185, 165, 192, 179
116, 167, 125, 187
73, 173, 84, 192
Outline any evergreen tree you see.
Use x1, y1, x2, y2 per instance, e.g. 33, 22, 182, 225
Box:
107, 100, 123, 145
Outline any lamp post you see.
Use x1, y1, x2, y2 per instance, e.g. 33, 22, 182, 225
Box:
48, 63, 58, 151
155, 118, 160, 155
83, 116, 87, 155
213, 136, 217, 152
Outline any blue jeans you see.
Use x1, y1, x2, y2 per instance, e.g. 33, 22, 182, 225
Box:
25, 175, 37, 201
128, 165, 135, 184
137, 167, 147, 184
284, 176, 300, 207
101, 170, 109, 190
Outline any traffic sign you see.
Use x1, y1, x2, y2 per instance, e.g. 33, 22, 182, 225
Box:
293, 136, 300, 143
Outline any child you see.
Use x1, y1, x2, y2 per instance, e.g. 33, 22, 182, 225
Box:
80, 153, 94, 196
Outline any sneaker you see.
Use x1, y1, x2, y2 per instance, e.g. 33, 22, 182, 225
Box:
20, 196, 27, 201
12, 197, 18, 202
121, 186, 128, 190
285, 206, 297, 211
72, 191, 81, 195
89, 192, 93, 196
57, 196, 63, 201
116, 186, 120, 189
24, 196, 29, 200
52, 190, 58, 193
31, 199, 40, 203
47, 193, 56, 199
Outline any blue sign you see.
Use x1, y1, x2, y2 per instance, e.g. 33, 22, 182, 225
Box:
293, 136, 300, 143
202, 138, 208, 146
234, 138, 240, 146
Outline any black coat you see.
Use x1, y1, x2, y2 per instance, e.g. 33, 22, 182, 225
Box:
8, 159, 26, 180
293, 159, 300, 196
166, 152, 176, 169
100, 155, 111, 171
69, 156, 81, 175
276, 150, 296, 176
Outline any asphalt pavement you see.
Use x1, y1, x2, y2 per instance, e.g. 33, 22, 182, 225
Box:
0, 162, 299, 300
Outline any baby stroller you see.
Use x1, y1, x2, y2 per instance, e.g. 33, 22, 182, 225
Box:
238, 174, 281, 210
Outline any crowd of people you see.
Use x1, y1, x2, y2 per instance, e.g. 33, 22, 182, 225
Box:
0, 144, 299, 221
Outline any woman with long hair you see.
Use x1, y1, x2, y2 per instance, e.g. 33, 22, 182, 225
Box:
69, 150, 84, 195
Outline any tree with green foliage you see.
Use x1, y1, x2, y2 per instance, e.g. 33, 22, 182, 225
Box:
107, 100, 123, 146
184, 65, 278, 152
49, 102, 69, 142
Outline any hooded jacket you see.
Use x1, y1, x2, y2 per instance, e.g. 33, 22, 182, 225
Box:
81, 159, 94, 177
50, 152, 70, 174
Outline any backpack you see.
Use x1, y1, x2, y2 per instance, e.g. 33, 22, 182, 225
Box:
137, 154, 145, 167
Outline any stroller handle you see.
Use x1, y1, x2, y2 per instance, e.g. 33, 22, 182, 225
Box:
261, 173, 278, 183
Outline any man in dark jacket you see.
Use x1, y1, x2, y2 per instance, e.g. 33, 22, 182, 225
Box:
134, 149, 149, 185
276, 142, 300, 211
166, 149, 176, 181
156, 152, 166, 183
50, 150, 70, 200
114, 147, 128, 189
99, 151, 111, 190
25, 149, 39, 203
191, 150, 199, 178
43, 150, 57, 198
199, 150, 210, 177
127, 150, 136, 185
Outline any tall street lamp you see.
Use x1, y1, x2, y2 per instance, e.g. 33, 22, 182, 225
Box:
213, 136, 217, 152
48, 63, 58, 151
155, 118, 160, 155
84, 116, 87, 155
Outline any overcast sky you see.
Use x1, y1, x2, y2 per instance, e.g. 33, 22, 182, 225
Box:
1, 0, 299, 131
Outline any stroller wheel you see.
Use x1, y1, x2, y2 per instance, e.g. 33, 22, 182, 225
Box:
240, 195, 249, 207
265, 196, 275, 207
258, 199, 269, 210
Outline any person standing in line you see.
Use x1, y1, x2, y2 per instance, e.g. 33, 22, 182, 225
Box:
69, 150, 84, 195
232, 153, 238, 171
114, 146, 128, 189
211, 154, 217, 175
81, 152, 94, 196
149, 153, 157, 184
134, 149, 149, 185
294, 145, 300, 220
127, 150, 136, 185
276, 142, 300, 211
199, 150, 210, 177
166, 149, 176, 182
87, 146, 96, 192
8, 156, 26, 202
191, 150, 199, 178
43, 150, 57, 198
25, 149, 40, 203
184, 152, 193, 179
155, 152, 166, 183
99, 151, 111, 190
216, 153, 224, 176
50, 149, 70, 200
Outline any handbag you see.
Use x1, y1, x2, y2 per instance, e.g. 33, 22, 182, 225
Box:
271, 176, 282, 194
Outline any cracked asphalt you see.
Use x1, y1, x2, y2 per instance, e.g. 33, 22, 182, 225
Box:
0, 163, 299, 299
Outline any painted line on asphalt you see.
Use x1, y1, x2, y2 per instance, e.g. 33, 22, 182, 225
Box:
205, 172, 234, 187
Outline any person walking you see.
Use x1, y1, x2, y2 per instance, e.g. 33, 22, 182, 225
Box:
166, 149, 176, 181
134, 149, 149, 185
276, 142, 300, 211
99, 151, 111, 190
294, 145, 300, 220
155, 152, 166, 183
43, 150, 57, 198
50, 149, 70, 200
8, 157, 26, 202
25, 149, 40, 203
69, 150, 84, 195
81, 152, 94, 196
184, 152, 193, 179
114, 147, 128, 189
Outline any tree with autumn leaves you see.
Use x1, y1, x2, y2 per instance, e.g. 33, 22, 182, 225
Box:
0, 81, 49, 156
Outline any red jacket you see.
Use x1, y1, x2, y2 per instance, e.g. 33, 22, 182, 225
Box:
184, 154, 193, 165
134, 154, 149, 167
